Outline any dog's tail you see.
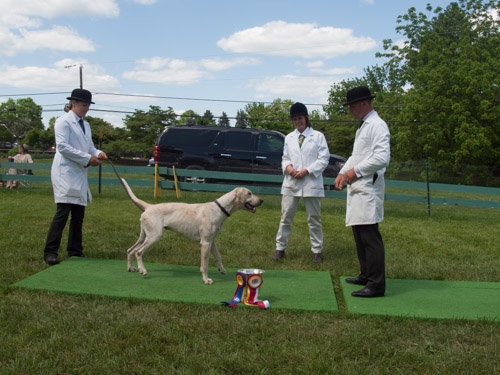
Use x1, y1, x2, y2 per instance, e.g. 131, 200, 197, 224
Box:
120, 177, 150, 212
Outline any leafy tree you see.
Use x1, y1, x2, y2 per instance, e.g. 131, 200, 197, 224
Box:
199, 110, 217, 126
217, 112, 230, 127
85, 116, 116, 146
380, 1, 500, 173
23, 128, 55, 151
177, 110, 200, 126
244, 99, 295, 134
325, 0, 500, 184
0, 98, 43, 141
235, 109, 249, 128
123, 105, 176, 157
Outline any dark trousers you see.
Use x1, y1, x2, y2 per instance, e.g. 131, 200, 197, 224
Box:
352, 223, 385, 292
44, 203, 86, 259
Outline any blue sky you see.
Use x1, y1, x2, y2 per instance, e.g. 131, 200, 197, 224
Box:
0, 0, 454, 128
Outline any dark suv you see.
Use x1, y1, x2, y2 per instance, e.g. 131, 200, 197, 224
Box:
152, 125, 345, 186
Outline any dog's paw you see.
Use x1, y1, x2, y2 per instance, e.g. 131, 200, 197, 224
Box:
139, 269, 148, 276
203, 278, 214, 285
218, 267, 227, 275
128, 266, 138, 272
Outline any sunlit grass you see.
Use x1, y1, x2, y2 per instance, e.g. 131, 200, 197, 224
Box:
1, 185, 499, 374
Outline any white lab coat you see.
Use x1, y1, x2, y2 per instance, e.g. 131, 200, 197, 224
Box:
281, 126, 330, 197
340, 110, 390, 226
51, 111, 101, 206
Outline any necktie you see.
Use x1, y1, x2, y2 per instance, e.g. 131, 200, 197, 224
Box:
359, 121, 364, 129
79, 119, 85, 134
298, 134, 305, 148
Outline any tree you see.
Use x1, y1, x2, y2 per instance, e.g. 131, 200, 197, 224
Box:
380, 0, 500, 174
244, 99, 294, 134
217, 112, 230, 127
235, 109, 249, 128
199, 110, 217, 126
85, 116, 116, 146
0, 98, 44, 141
123, 105, 176, 157
325, 0, 500, 184
177, 110, 200, 126
23, 127, 55, 151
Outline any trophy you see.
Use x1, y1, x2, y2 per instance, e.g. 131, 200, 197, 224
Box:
222, 269, 269, 309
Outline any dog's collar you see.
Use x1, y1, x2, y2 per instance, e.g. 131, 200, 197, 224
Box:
213, 200, 230, 217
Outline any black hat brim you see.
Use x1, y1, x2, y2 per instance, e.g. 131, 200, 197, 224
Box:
343, 95, 376, 106
66, 96, 95, 104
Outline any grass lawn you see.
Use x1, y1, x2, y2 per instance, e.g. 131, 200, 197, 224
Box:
0, 183, 499, 374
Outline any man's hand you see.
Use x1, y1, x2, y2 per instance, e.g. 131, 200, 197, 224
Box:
286, 165, 308, 179
334, 173, 346, 190
344, 168, 358, 184
97, 152, 108, 161
294, 168, 309, 179
88, 155, 100, 167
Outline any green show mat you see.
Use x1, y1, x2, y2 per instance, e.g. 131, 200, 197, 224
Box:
341, 276, 500, 321
13, 258, 338, 312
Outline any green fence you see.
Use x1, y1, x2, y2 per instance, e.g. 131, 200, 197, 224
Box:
2, 162, 499, 209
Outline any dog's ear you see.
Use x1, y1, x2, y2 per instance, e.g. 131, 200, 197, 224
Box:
235, 187, 247, 203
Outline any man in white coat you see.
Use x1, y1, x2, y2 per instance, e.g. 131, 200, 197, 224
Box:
43, 89, 108, 265
273, 102, 330, 263
335, 86, 390, 297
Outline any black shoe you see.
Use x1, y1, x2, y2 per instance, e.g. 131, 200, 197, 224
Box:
45, 254, 60, 265
272, 250, 285, 261
351, 287, 385, 298
345, 276, 367, 285
312, 253, 322, 263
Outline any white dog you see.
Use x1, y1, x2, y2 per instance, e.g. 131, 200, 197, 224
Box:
121, 178, 263, 284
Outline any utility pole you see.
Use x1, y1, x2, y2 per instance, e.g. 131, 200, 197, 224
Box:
79, 64, 83, 88
65, 64, 83, 88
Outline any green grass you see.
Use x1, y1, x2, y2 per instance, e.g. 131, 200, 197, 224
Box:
1, 185, 499, 374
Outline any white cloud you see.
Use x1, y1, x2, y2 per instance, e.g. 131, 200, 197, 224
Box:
489, 8, 500, 21
247, 75, 337, 103
127, 0, 158, 4
309, 67, 357, 75
217, 21, 377, 59
200, 57, 261, 71
0, 0, 119, 56
1, 26, 95, 56
0, 0, 119, 20
361, 0, 375, 5
0, 59, 120, 91
123, 58, 209, 85
297, 60, 324, 69
123, 56, 261, 85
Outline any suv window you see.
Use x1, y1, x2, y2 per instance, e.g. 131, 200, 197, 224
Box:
257, 133, 284, 153
223, 131, 253, 151
161, 128, 219, 148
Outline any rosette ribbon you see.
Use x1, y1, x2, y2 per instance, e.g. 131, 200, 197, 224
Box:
221, 269, 269, 309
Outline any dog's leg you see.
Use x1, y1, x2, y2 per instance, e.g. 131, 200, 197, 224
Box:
134, 238, 160, 276
127, 230, 146, 272
200, 240, 213, 284
210, 242, 226, 275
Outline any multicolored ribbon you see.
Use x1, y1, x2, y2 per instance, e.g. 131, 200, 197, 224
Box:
222, 270, 269, 309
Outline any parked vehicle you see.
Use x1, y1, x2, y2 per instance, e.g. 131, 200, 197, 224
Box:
151, 125, 345, 187
0, 141, 12, 151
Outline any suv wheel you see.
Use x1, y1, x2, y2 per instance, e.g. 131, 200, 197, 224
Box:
182, 165, 208, 184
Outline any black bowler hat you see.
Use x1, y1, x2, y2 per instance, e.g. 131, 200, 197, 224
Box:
67, 88, 94, 104
343, 86, 376, 106
290, 102, 308, 118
